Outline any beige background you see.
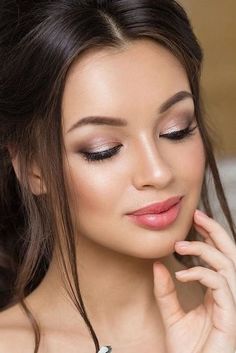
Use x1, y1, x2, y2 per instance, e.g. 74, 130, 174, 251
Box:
180, 0, 236, 157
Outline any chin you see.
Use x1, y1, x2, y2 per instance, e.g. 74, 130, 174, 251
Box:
127, 224, 192, 259
110, 235, 179, 260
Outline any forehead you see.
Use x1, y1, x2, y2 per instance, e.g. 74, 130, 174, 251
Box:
62, 39, 191, 131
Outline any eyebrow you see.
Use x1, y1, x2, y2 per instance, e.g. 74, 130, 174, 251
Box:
66, 90, 194, 133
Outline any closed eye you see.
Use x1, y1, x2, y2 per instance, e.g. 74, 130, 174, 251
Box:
79, 124, 198, 163
160, 124, 198, 140
80, 144, 123, 162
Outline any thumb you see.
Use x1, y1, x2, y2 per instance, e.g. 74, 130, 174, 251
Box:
153, 261, 185, 329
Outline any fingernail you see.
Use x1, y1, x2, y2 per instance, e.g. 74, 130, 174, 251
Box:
154, 261, 162, 269
175, 241, 190, 248
195, 209, 208, 218
175, 270, 188, 277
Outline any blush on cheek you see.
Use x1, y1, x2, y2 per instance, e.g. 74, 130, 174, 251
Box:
68, 169, 118, 215
174, 138, 205, 171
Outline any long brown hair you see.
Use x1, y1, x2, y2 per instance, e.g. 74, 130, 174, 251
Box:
0, 1, 235, 352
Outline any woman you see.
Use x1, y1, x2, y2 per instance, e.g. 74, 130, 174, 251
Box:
0, 1, 235, 352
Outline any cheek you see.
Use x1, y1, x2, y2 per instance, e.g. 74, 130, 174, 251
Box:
168, 137, 205, 184
66, 158, 124, 214
187, 139, 205, 182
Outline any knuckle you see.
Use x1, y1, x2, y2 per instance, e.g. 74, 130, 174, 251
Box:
191, 265, 203, 275
217, 274, 227, 286
191, 241, 204, 254
219, 258, 235, 274
226, 258, 236, 271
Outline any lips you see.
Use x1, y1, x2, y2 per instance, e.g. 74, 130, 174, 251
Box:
127, 196, 183, 230
128, 196, 183, 216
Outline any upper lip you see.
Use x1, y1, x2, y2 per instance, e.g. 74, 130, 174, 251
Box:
127, 196, 183, 215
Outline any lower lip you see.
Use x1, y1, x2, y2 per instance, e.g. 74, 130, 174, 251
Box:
127, 200, 182, 230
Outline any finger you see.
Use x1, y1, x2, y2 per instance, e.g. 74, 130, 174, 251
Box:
153, 262, 185, 329
194, 210, 236, 264
194, 223, 216, 247
175, 266, 236, 336
175, 240, 236, 301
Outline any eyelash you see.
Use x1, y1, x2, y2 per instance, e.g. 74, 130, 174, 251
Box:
80, 123, 198, 163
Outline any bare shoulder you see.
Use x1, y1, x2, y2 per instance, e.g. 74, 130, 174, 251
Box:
0, 303, 92, 353
0, 303, 34, 353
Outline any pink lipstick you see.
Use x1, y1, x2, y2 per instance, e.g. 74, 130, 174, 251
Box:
127, 196, 183, 230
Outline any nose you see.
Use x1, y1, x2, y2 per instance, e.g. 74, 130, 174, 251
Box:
132, 136, 173, 190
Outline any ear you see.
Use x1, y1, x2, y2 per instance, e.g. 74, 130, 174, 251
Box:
9, 147, 47, 195
27, 162, 47, 195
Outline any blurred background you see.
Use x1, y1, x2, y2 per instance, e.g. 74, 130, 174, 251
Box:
180, 0, 236, 225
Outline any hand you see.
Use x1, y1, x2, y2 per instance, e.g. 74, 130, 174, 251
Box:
153, 209, 236, 353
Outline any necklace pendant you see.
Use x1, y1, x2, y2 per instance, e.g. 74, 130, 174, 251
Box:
98, 346, 112, 353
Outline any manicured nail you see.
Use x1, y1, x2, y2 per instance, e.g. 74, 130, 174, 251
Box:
175, 270, 188, 277
195, 209, 208, 218
175, 241, 190, 248
154, 261, 162, 270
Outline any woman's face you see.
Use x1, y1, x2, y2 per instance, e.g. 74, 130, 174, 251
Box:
62, 39, 205, 259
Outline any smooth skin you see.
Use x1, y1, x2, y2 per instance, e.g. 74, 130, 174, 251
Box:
0, 39, 235, 353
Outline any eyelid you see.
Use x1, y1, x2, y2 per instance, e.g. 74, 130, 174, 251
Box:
77, 115, 195, 152
164, 123, 190, 133
161, 115, 195, 132
80, 142, 118, 153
